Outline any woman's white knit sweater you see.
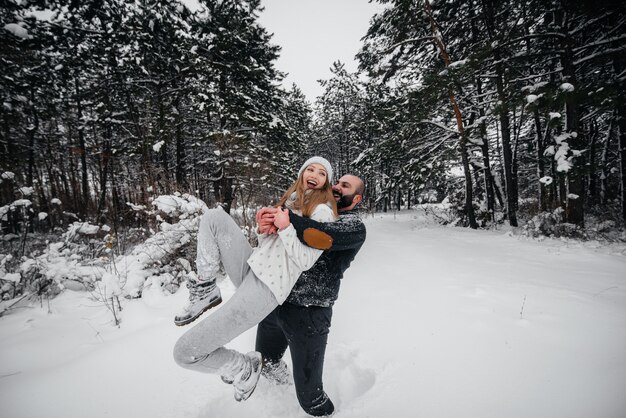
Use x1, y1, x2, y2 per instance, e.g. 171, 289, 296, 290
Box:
247, 202, 335, 304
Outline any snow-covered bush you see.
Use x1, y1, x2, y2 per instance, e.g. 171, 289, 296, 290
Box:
522, 200, 626, 241
524, 208, 562, 237
582, 202, 626, 242
0, 227, 100, 303
0, 254, 21, 300
103, 193, 208, 299
441, 189, 492, 227
523, 208, 588, 239
0, 193, 210, 314
0, 172, 68, 237
419, 199, 460, 226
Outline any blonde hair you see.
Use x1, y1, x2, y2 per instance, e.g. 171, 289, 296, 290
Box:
276, 170, 338, 218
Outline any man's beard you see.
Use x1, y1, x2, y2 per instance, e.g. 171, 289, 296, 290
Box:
335, 193, 355, 209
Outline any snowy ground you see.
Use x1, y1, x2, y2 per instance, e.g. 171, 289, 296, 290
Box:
1, 210, 625, 418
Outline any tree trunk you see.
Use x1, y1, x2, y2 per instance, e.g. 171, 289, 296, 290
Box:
587, 119, 599, 202
476, 78, 496, 217
75, 78, 89, 214
175, 98, 185, 187
57, 147, 71, 208
97, 138, 111, 220
617, 104, 626, 222
157, 82, 169, 180
27, 91, 39, 186
396, 188, 401, 211
599, 116, 614, 204
1, 110, 14, 170
614, 57, 626, 222
494, 71, 518, 226
481, 0, 518, 226
560, 8, 585, 226
213, 167, 234, 214
424, 0, 477, 228
533, 109, 548, 211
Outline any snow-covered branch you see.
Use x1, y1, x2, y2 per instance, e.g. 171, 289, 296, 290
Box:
574, 47, 626, 66
573, 34, 626, 54
418, 120, 459, 134
382, 36, 435, 54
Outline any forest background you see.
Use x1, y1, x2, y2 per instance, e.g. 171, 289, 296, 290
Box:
1, 0, 625, 305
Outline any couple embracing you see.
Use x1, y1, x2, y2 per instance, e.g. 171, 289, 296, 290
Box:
173, 157, 366, 417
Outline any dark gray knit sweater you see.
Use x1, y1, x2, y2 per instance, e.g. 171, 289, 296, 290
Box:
286, 210, 366, 307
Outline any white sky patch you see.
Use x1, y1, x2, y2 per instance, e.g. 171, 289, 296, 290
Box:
257, 0, 385, 101
178, 0, 384, 101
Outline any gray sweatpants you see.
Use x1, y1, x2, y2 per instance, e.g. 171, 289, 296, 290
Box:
173, 207, 278, 374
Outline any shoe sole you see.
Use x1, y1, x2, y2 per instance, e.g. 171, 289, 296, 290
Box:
235, 384, 257, 402
174, 296, 223, 326
235, 353, 263, 402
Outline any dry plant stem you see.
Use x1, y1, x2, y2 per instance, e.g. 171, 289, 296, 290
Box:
110, 297, 120, 326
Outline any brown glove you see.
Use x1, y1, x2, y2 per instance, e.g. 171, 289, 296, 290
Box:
303, 228, 333, 250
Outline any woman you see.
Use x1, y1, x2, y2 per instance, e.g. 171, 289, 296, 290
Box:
173, 157, 337, 402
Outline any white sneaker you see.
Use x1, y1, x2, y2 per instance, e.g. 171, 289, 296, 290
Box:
233, 352, 263, 402
174, 280, 222, 326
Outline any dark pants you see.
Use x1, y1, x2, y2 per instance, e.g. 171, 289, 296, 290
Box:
255, 303, 335, 417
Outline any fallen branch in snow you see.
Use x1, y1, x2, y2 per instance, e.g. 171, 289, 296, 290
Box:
593, 286, 618, 298
0, 293, 35, 317
0, 371, 22, 379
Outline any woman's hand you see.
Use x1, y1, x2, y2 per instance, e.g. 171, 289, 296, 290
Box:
273, 208, 290, 231
256, 207, 278, 234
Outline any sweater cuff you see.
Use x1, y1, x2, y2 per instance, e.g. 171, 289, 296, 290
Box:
277, 223, 296, 238
255, 226, 270, 242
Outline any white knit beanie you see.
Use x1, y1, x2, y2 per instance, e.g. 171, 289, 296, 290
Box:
298, 156, 333, 184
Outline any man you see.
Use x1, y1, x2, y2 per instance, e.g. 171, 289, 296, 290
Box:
254, 174, 367, 417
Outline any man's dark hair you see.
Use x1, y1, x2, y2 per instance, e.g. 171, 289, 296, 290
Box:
355, 179, 365, 197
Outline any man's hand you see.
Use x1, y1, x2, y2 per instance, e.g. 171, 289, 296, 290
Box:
273, 208, 290, 231
256, 207, 278, 234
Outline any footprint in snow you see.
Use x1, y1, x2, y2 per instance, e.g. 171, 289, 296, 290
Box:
325, 344, 376, 408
